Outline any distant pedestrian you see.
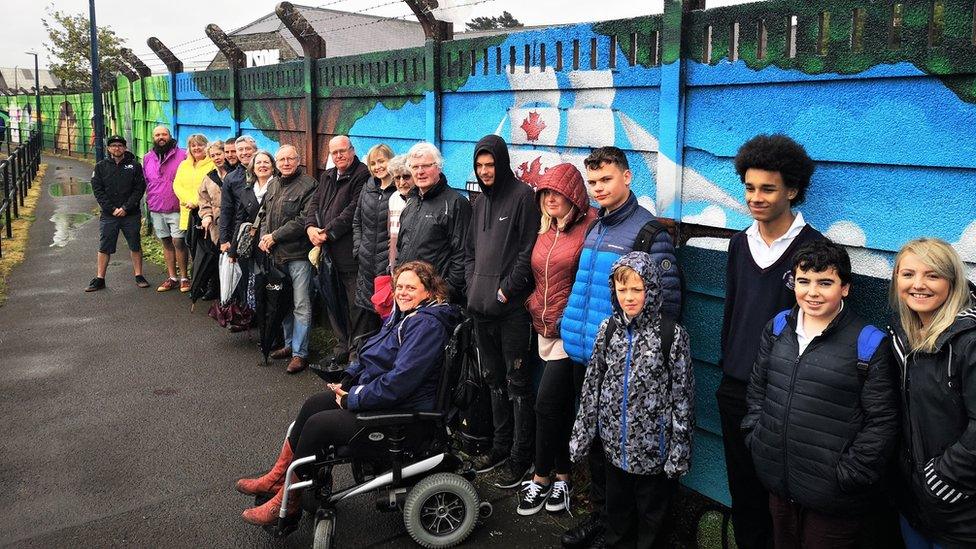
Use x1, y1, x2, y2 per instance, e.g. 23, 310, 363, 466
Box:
87, 134, 148, 292
142, 125, 189, 292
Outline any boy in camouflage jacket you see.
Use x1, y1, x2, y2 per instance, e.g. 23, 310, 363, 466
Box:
570, 251, 695, 547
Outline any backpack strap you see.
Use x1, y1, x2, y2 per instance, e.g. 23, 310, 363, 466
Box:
633, 219, 667, 254
660, 315, 676, 367
772, 309, 791, 337
856, 325, 886, 380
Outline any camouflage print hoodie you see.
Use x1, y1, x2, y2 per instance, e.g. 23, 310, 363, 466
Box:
569, 251, 695, 477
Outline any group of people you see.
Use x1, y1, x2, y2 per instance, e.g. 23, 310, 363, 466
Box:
88, 127, 974, 549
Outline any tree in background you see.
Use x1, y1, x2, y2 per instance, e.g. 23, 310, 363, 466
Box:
41, 6, 128, 90
465, 11, 524, 31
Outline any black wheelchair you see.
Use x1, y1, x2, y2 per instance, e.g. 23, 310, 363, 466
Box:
265, 315, 492, 548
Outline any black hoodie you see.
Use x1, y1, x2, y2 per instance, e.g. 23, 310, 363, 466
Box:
464, 135, 540, 317
91, 151, 145, 217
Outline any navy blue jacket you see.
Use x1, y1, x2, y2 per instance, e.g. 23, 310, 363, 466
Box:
345, 301, 463, 411
561, 191, 681, 364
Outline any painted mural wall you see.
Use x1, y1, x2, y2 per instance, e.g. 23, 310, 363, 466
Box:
7, 0, 976, 507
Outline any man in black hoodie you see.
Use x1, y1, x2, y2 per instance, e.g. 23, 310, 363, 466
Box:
87, 135, 148, 292
465, 135, 540, 488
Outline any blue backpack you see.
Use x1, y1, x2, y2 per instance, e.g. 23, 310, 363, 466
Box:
772, 309, 885, 379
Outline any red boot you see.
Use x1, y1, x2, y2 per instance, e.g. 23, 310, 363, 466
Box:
236, 439, 293, 497
241, 482, 300, 526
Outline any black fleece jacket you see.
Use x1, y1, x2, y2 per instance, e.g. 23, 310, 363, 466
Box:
91, 151, 145, 217
743, 305, 899, 515
464, 135, 539, 317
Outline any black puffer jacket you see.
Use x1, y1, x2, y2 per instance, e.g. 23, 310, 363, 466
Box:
464, 135, 539, 317
395, 174, 471, 303
743, 305, 899, 515
218, 165, 261, 256
890, 282, 976, 547
352, 176, 396, 311
91, 151, 145, 217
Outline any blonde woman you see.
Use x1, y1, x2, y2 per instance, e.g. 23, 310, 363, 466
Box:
889, 238, 976, 547
352, 143, 397, 330
172, 133, 214, 291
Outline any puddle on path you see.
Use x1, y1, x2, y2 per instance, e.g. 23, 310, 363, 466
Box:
49, 177, 92, 197
50, 212, 94, 247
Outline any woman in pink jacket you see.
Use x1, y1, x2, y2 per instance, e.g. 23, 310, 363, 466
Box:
517, 163, 597, 516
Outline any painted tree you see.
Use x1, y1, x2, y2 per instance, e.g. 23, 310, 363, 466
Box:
465, 11, 523, 31
41, 7, 128, 90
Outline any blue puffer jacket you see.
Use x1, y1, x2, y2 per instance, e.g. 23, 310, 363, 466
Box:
345, 301, 463, 412
561, 191, 681, 365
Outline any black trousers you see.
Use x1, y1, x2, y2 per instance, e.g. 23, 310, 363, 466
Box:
328, 269, 380, 360
604, 463, 676, 549
717, 375, 773, 549
769, 494, 862, 549
534, 357, 585, 476
288, 390, 360, 461
472, 308, 535, 465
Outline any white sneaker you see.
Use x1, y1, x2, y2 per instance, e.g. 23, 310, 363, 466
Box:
545, 479, 571, 513
516, 480, 552, 516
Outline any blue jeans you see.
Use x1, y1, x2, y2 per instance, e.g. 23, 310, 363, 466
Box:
282, 259, 312, 359
900, 515, 944, 549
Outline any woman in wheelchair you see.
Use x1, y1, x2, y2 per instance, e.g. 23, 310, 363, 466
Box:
236, 260, 464, 525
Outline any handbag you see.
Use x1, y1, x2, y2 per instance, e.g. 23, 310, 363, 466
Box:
235, 200, 266, 260
371, 274, 394, 318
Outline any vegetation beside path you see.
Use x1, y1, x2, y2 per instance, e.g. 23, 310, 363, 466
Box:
0, 164, 47, 306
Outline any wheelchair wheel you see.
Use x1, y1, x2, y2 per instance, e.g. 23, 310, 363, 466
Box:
312, 514, 335, 549
402, 472, 479, 548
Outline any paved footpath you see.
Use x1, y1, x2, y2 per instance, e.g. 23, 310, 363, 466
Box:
0, 156, 571, 548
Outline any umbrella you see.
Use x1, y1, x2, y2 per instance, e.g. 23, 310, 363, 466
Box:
313, 242, 349, 341
259, 255, 292, 366
189, 229, 219, 308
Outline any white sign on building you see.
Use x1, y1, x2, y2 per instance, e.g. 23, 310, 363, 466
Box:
245, 50, 281, 67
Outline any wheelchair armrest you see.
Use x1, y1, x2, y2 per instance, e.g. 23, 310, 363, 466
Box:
355, 411, 417, 426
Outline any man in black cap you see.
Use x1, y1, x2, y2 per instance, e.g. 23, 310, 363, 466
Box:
87, 135, 148, 292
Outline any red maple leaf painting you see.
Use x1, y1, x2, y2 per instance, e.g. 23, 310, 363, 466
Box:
516, 156, 545, 188
520, 111, 547, 141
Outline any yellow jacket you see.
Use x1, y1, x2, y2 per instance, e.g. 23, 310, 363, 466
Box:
172, 155, 215, 230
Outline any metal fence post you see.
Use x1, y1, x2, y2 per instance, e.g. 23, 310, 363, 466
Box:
9, 156, 18, 218
3, 163, 11, 238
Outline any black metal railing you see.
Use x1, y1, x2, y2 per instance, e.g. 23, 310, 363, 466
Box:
0, 129, 42, 257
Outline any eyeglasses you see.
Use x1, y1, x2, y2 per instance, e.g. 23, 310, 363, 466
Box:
411, 163, 437, 172
393, 174, 412, 181
330, 147, 352, 156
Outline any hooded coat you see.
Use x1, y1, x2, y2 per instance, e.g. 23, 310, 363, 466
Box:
172, 154, 215, 230
569, 252, 694, 477
464, 135, 540, 317
524, 164, 598, 338
742, 305, 899, 515
142, 142, 186, 213
352, 176, 397, 311
890, 282, 976, 546
396, 174, 471, 302
91, 151, 145, 217
345, 301, 463, 412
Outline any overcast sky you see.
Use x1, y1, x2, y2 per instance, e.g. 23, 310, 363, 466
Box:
3, 0, 756, 72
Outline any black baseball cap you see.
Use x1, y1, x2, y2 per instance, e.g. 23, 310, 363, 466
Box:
106, 135, 126, 146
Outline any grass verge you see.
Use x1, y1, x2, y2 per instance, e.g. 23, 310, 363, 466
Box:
0, 164, 47, 306
140, 230, 166, 268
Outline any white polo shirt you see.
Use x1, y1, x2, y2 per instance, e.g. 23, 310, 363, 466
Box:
745, 211, 807, 269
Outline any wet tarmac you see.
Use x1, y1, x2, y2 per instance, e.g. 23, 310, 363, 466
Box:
48, 174, 95, 248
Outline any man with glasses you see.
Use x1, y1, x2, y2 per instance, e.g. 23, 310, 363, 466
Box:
305, 135, 371, 368
395, 142, 471, 303
258, 145, 318, 374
